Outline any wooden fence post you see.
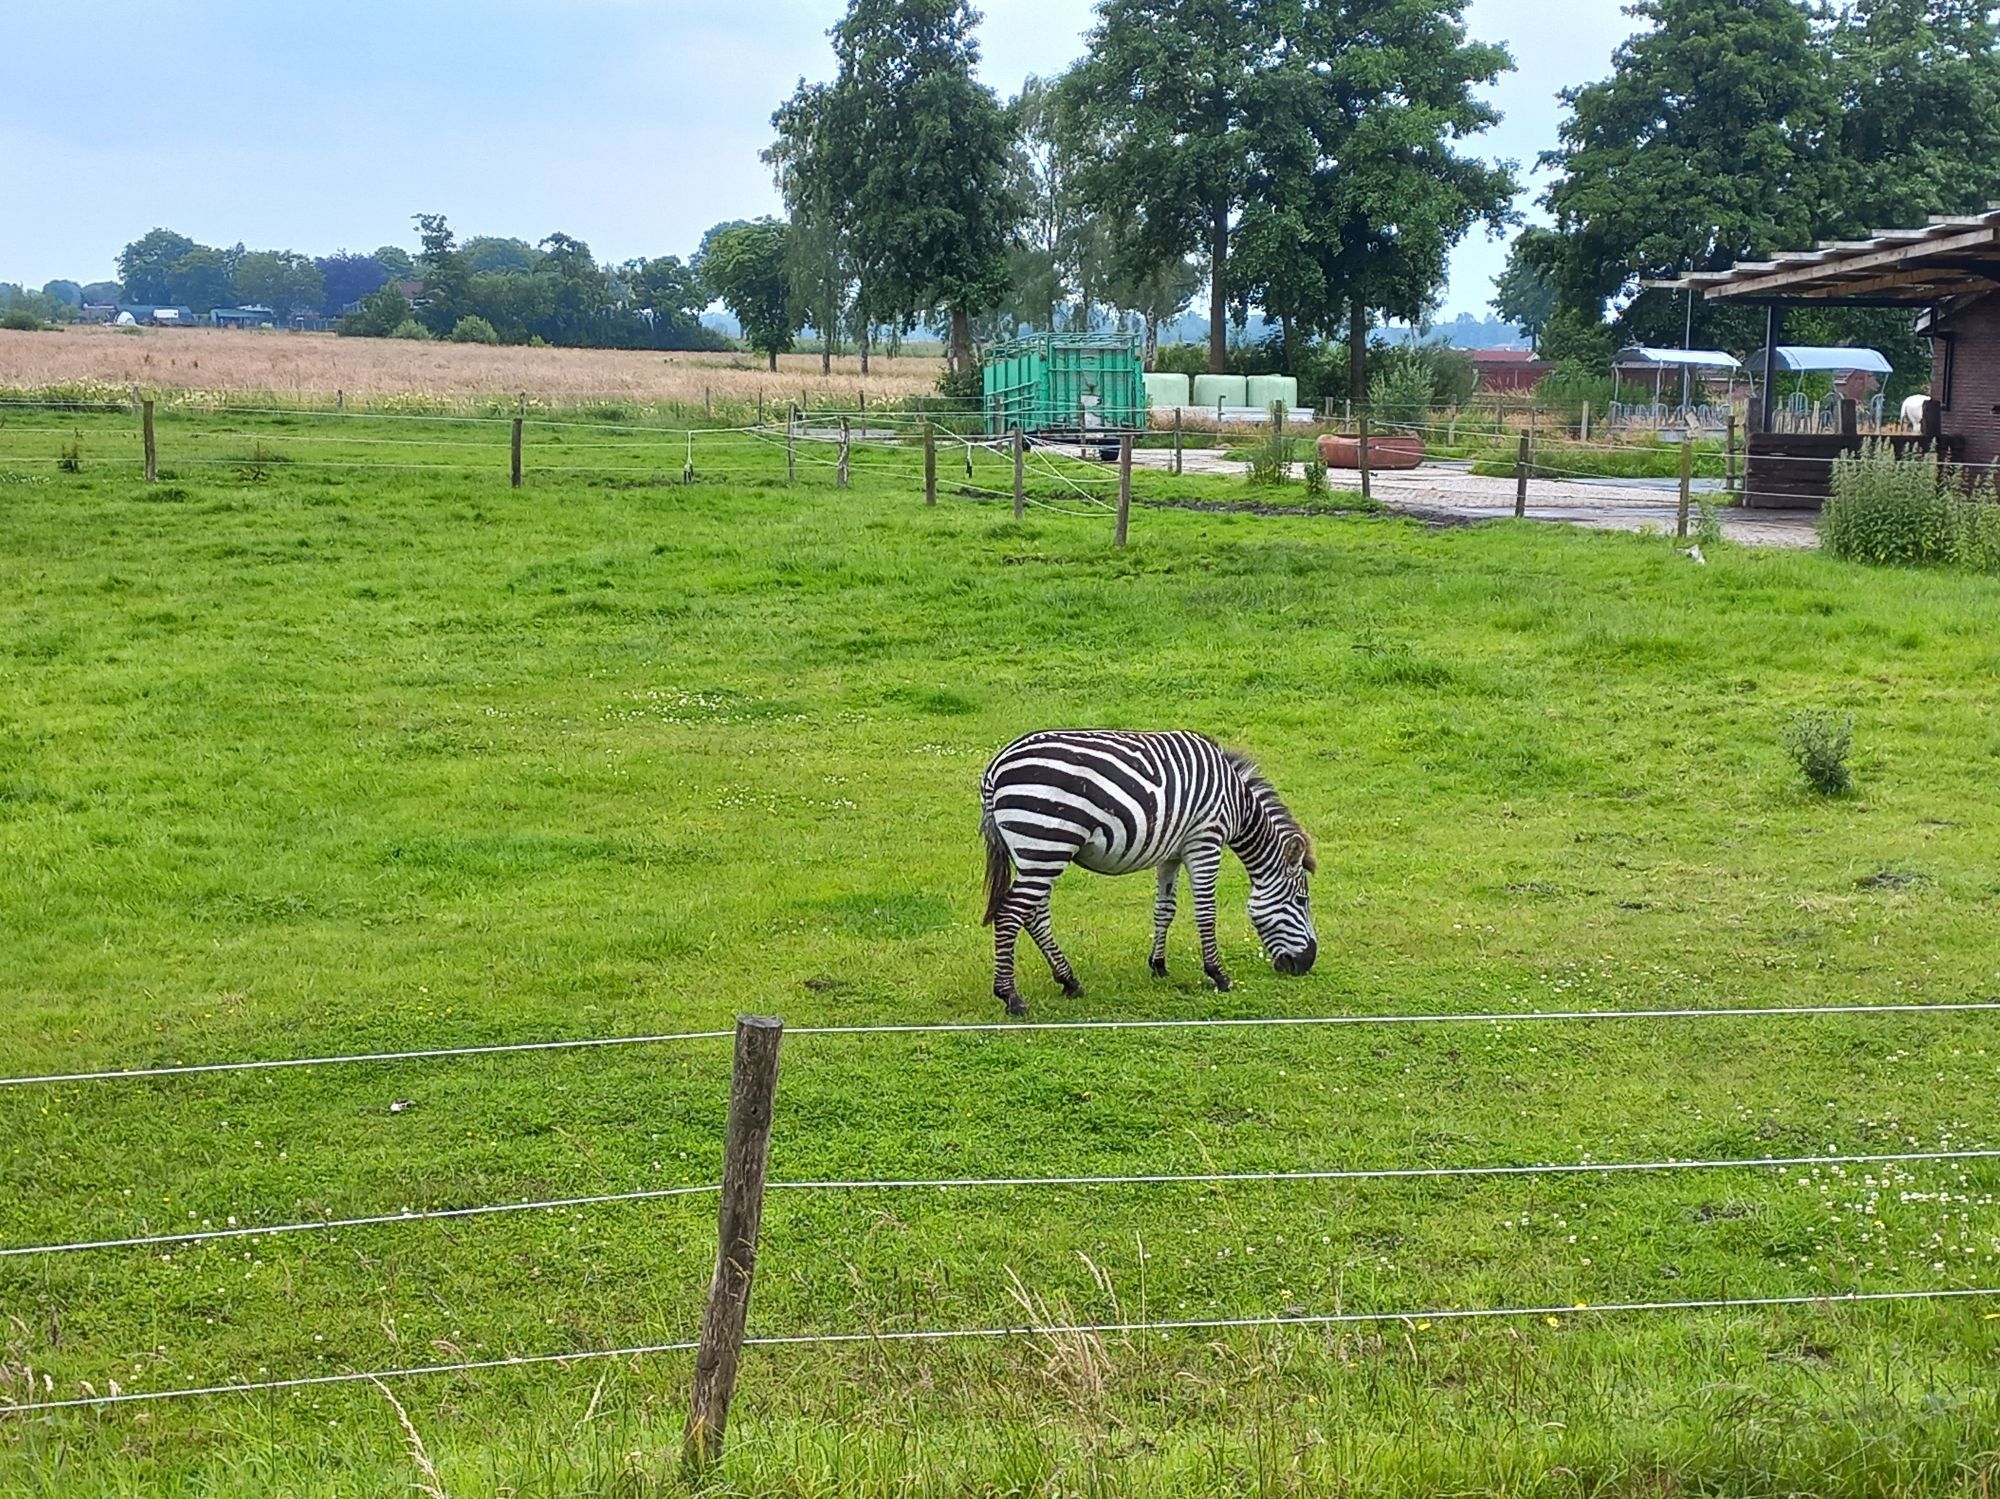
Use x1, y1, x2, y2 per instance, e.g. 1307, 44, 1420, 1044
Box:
1726, 414, 1739, 494
511, 416, 523, 489
923, 420, 937, 506
837, 418, 850, 489
705, 386, 712, 420
1115, 435, 1133, 547
1173, 408, 1183, 476
1580, 401, 1591, 444
1676, 435, 1693, 540
681, 1016, 785, 1479
1012, 425, 1025, 520
1448, 407, 1459, 447
1514, 432, 1530, 518
142, 400, 156, 484
128, 384, 140, 416
1357, 411, 1372, 502
336, 389, 345, 413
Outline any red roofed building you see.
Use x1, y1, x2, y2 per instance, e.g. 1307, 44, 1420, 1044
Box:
1468, 349, 1553, 393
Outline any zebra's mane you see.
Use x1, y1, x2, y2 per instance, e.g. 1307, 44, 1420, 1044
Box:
1224, 750, 1317, 872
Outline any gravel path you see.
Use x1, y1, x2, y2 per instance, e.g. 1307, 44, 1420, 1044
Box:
1129, 447, 1820, 550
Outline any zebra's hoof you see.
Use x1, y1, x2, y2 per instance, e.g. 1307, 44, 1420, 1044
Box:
1204, 966, 1233, 993
1000, 992, 1027, 1016
1060, 977, 1085, 999
1149, 958, 1169, 978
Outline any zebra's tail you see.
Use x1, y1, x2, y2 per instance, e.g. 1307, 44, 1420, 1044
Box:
980, 809, 1013, 927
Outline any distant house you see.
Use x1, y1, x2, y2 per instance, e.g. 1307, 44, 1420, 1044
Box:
211, 305, 277, 328
1468, 348, 1553, 393
114, 305, 197, 326
78, 304, 119, 324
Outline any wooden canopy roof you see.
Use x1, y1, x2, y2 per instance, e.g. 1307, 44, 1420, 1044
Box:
1650, 207, 2000, 306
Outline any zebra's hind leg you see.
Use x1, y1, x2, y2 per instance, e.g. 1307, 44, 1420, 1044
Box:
1149, 860, 1181, 977
1025, 897, 1084, 999
993, 882, 1056, 1014
1184, 841, 1231, 993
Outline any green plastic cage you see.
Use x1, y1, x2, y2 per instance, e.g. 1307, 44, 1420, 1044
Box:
983, 333, 1146, 437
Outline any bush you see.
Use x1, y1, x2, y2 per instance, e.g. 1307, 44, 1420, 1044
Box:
1, 308, 46, 332
337, 283, 413, 338
449, 316, 501, 345
936, 361, 983, 404
1369, 354, 1436, 430
1821, 444, 2000, 571
1303, 454, 1328, 497
389, 319, 435, 342
1781, 710, 1854, 797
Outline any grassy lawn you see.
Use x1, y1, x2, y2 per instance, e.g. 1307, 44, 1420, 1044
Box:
2, 409, 2000, 1496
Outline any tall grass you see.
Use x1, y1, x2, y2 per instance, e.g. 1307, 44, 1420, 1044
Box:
1821, 443, 2000, 571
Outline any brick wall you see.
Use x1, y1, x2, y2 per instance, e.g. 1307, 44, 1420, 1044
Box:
1932, 296, 2000, 471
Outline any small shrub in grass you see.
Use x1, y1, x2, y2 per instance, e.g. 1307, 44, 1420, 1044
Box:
56, 434, 82, 473
1, 308, 47, 332
389, 319, 435, 342
1303, 455, 1328, 496
448, 316, 500, 345
1694, 502, 1723, 548
1782, 709, 1854, 797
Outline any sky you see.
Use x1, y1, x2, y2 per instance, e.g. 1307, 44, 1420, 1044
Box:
0, 0, 1639, 314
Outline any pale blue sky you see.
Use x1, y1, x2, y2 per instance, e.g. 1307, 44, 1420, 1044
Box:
2, 0, 1638, 313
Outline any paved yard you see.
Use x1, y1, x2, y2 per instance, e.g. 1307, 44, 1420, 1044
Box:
1130, 447, 1820, 549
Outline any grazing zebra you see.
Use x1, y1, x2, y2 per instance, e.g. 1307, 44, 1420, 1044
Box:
980, 730, 1317, 1014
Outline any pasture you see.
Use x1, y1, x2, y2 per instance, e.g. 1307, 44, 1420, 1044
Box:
3, 406, 2000, 1496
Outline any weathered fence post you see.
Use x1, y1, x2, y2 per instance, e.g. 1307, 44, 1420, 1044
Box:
1357, 410, 1372, 502
787, 405, 798, 484
758, 392, 766, 427
837, 418, 850, 489
511, 416, 523, 489
142, 400, 157, 483
1173, 408, 1184, 476
1726, 414, 1739, 494
1012, 425, 1025, 520
128, 384, 140, 416
336, 389, 345, 413
1448, 407, 1459, 447
705, 386, 713, 420
923, 420, 937, 507
1676, 434, 1693, 540
1115, 434, 1133, 547
1514, 432, 1530, 519
1580, 401, 1591, 444
681, 1016, 785, 1479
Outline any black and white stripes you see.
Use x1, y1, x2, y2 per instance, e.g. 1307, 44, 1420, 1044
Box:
980, 730, 1317, 1014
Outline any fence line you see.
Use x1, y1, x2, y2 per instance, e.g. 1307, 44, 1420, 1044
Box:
9, 1284, 1994, 1415
6, 999, 1995, 1091
8, 1147, 1994, 1262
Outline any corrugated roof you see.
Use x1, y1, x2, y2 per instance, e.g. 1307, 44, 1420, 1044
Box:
1649, 207, 2000, 305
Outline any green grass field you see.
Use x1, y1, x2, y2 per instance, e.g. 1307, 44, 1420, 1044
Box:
4, 407, 2000, 1496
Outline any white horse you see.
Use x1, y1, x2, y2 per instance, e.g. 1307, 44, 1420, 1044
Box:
1901, 393, 1935, 431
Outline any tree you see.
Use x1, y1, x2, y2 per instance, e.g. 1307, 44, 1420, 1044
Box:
337, 283, 413, 338
1540, 0, 1835, 335
537, 232, 611, 343
315, 252, 391, 315
1492, 228, 1561, 349
461, 237, 543, 276
1061, 2, 1284, 374
81, 281, 123, 306
233, 250, 325, 320
374, 246, 417, 281
767, 85, 858, 372
411, 214, 470, 335
626, 256, 705, 323
117, 228, 197, 303
41, 280, 84, 308
1102, 251, 1201, 365
771, 0, 1014, 371
697, 219, 800, 370
166, 246, 236, 311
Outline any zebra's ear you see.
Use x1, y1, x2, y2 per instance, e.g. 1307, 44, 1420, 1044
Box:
1281, 831, 1311, 871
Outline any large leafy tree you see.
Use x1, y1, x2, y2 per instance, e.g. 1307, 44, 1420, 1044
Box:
1061, 1, 1284, 374
166, 247, 236, 311
697, 218, 802, 370
771, 0, 1014, 371
233, 250, 325, 320
411, 214, 471, 335
1541, 0, 1836, 351
117, 228, 197, 303
767, 86, 858, 373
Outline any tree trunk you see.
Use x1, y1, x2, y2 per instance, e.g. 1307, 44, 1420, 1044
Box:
1144, 314, 1159, 368
1280, 314, 1295, 374
1208, 201, 1230, 375
950, 306, 972, 373
768, 348, 778, 373
821, 344, 831, 376
860, 324, 871, 376
1348, 301, 1368, 404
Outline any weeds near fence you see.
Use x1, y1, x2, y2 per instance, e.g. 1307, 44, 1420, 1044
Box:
1822, 444, 2000, 572
1782, 709, 1856, 797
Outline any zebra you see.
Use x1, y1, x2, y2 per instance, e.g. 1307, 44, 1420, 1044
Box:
980, 729, 1317, 1014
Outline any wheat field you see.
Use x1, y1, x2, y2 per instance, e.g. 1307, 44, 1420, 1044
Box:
0, 324, 945, 405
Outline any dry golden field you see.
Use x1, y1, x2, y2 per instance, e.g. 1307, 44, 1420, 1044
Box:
0, 324, 945, 405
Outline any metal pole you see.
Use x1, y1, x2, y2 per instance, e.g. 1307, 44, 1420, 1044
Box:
1514, 433, 1530, 518
1676, 434, 1693, 540
923, 420, 937, 506
1357, 410, 1372, 501
1012, 425, 1025, 520
1115, 435, 1132, 547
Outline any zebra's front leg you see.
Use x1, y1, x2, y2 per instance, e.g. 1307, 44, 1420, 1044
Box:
1149, 860, 1181, 977
1025, 897, 1084, 999
1184, 842, 1231, 992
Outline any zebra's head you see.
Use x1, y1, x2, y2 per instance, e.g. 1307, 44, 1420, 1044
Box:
1248, 829, 1317, 976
